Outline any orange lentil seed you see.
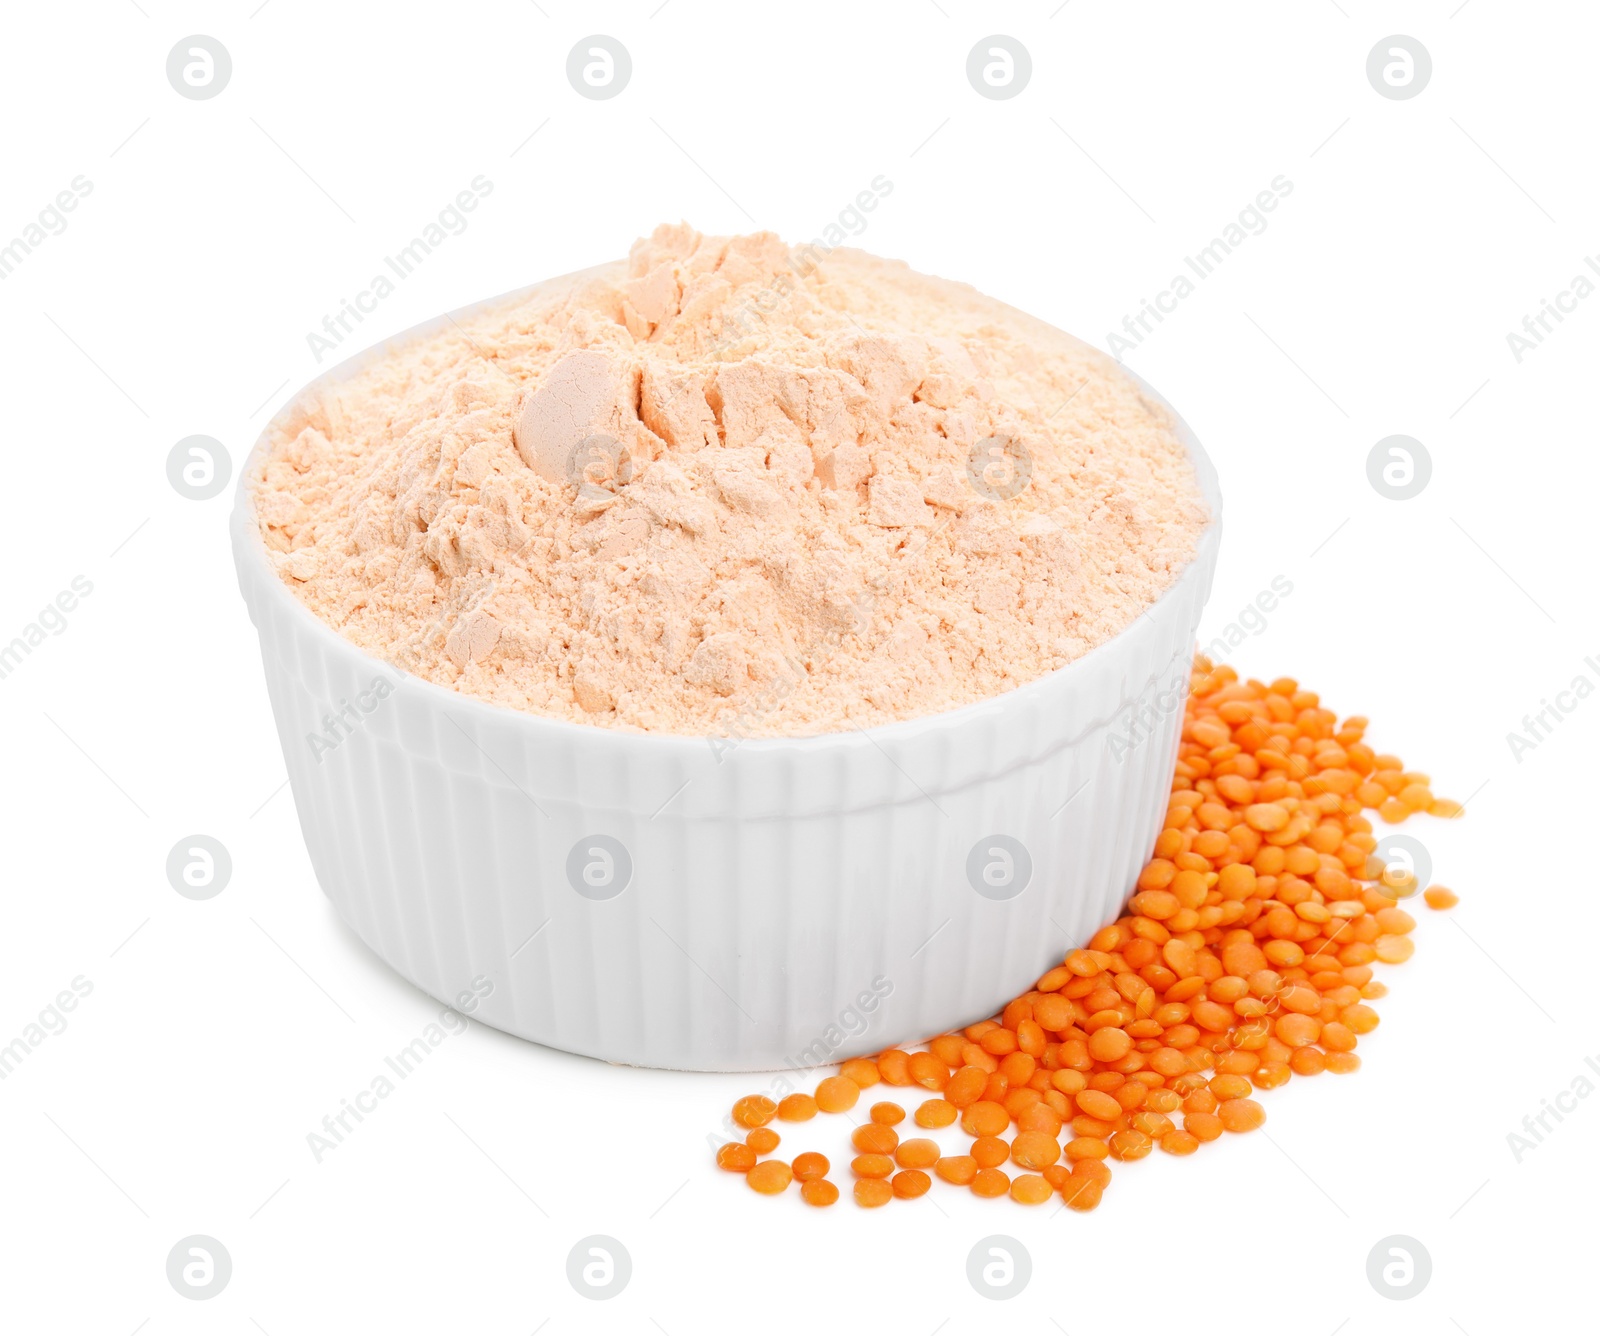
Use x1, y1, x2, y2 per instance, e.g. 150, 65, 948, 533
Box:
936, 1156, 978, 1185
854, 1178, 892, 1208
839, 1058, 880, 1088
895, 1138, 941, 1169
791, 1151, 830, 1182
776, 1094, 818, 1122
1075, 1089, 1122, 1122
961, 1101, 1012, 1138
716, 1142, 756, 1173
851, 1124, 898, 1155
1010, 1174, 1053, 1204
1010, 1131, 1061, 1170
746, 1160, 792, 1194
801, 1179, 839, 1207
732, 1095, 777, 1128
1108, 1129, 1153, 1161
892, 1170, 932, 1199
971, 1136, 1011, 1169
1218, 1099, 1267, 1133
877, 1050, 912, 1085
1071, 1158, 1112, 1189
814, 1076, 859, 1114
745, 1128, 780, 1154
971, 1167, 1011, 1198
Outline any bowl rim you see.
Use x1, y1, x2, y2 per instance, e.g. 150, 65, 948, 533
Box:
232, 271, 1223, 758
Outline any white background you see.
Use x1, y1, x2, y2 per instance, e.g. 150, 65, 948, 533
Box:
1, 2, 1591, 1332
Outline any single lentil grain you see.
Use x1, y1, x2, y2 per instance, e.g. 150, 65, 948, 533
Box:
971, 1136, 1011, 1169
1010, 1174, 1053, 1204
1010, 1131, 1062, 1170
716, 1143, 756, 1173
746, 1160, 792, 1194
732, 1095, 777, 1128
1218, 1099, 1266, 1133
1159, 1129, 1200, 1156
936, 1155, 978, 1185
851, 1154, 894, 1179
971, 1167, 1011, 1198
851, 1124, 898, 1155
839, 1059, 880, 1088
892, 1170, 932, 1199
791, 1151, 829, 1182
895, 1138, 941, 1169
814, 1076, 859, 1114
777, 1094, 818, 1122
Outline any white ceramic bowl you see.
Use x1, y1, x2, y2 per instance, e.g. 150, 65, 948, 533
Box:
232, 280, 1222, 1072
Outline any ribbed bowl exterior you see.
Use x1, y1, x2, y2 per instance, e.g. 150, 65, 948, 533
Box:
233, 289, 1222, 1072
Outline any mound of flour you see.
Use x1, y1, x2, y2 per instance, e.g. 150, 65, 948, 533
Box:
254, 224, 1209, 736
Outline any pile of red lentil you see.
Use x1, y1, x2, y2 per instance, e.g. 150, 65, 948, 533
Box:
714, 658, 1461, 1209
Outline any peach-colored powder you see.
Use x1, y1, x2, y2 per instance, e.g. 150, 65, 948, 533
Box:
254, 225, 1209, 736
